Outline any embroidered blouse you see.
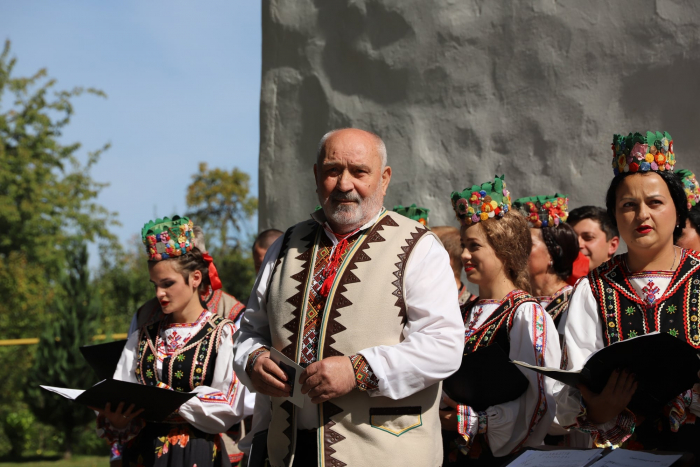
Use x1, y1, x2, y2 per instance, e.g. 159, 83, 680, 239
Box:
98, 310, 250, 444
556, 251, 700, 447
455, 290, 561, 457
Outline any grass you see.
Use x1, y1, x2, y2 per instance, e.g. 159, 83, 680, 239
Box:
0, 456, 109, 467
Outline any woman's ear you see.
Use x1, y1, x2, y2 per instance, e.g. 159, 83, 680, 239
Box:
190, 270, 203, 289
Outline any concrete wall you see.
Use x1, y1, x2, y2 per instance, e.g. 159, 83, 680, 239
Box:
258, 0, 700, 231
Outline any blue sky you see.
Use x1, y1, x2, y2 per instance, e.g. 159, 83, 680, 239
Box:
1, 1, 262, 260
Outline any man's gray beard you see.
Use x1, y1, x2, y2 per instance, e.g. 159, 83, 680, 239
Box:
319, 189, 384, 229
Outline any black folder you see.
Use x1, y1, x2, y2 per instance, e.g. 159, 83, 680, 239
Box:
515, 332, 700, 414
443, 344, 529, 411
41, 379, 195, 422
79, 339, 128, 380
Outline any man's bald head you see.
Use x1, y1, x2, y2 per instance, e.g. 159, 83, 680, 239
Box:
316, 128, 387, 169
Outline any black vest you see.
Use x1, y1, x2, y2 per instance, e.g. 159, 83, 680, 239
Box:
135, 314, 230, 392
545, 287, 573, 329
589, 250, 700, 348
461, 290, 540, 356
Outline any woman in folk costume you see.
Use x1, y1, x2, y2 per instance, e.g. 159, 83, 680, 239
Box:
440, 175, 561, 466
94, 216, 249, 466
557, 131, 700, 453
677, 169, 700, 252
514, 194, 587, 329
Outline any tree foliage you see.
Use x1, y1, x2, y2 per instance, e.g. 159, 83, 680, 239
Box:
26, 243, 101, 459
0, 41, 114, 459
186, 162, 257, 251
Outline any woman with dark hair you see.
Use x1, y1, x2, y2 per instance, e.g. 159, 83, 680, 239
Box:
440, 176, 560, 465
514, 195, 584, 328
677, 169, 700, 251
557, 131, 700, 453
94, 216, 248, 467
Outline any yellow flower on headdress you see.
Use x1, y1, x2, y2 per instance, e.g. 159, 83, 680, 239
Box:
480, 212, 489, 220
644, 153, 654, 163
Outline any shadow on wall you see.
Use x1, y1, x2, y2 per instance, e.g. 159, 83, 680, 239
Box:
315, 0, 413, 104
620, 57, 700, 161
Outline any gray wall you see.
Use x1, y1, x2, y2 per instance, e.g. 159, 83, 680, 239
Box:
258, 0, 700, 231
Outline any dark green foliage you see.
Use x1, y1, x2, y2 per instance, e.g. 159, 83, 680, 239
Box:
25, 243, 101, 459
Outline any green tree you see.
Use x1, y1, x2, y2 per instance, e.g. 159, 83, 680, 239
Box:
186, 163, 258, 302
25, 243, 101, 460
186, 162, 257, 251
93, 236, 153, 336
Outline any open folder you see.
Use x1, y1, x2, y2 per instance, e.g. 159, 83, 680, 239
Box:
42, 379, 195, 422
79, 339, 127, 380
514, 332, 700, 414
443, 344, 529, 411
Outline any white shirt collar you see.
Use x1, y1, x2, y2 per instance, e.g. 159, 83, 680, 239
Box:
311, 207, 386, 245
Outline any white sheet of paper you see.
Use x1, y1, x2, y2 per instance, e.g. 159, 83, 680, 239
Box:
269, 348, 305, 408
590, 449, 682, 467
40, 385, 86, 400
507, 449, 603, 467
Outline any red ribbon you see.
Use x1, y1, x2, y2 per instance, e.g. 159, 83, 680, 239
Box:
319, 228, 360, 297
566, 251, 590, 286
201, 253, 223, 291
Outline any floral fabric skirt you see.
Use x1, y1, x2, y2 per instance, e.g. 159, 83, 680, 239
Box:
122, 423, 230, 467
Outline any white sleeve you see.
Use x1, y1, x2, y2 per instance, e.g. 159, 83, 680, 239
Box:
481, 302, 560, 456
113, 329, 141, 383
177, 323, 248, 433
554, 278, 605, 429
358, 235, 464, 400
231, 237, 283, 389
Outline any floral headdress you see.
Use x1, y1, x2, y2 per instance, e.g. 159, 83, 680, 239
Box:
612, 131, 676, 176
513, 194, 569, 228
141, 215, 196, 261
450, 175, 511, 226
678, 169, 700, 210
393, 204, 429, 226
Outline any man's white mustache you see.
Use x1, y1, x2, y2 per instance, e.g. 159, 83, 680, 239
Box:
330, 193, 361, 203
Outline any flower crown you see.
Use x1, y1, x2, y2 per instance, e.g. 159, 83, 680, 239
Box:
393, 204, 429, 225
612, 131, 676, 176
450, 175, 511, 226
513, 194, 569, 228
678, 169, 700, 210
141, 215, 196, 261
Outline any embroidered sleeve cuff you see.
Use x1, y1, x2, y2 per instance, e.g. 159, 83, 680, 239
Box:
455, 405, 488, 455
668, 384, 700, 432
245, 346, 269, 376
574, 398, 635, 447
349, 354, 379, 391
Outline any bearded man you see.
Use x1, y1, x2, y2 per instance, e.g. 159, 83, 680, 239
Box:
233, 128, 463, 467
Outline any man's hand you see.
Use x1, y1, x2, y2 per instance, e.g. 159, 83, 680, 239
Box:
299, 356, 356, 404
250, 351, 292, 398
578, 369, 637, 425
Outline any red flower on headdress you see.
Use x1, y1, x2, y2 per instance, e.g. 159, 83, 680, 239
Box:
629, 162, 640, 173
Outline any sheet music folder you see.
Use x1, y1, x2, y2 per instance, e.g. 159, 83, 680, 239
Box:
443, 344, 529, 411
41, 379, 195, 422
79, 339, 127, 380
515, 332, 700, 414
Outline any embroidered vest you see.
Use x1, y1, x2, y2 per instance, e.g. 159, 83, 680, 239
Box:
462, 291, 540, 356
265, 210, 443, 467
545, 288, 573, 328
136, 315, 230, 392
590, 250, 700, 347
